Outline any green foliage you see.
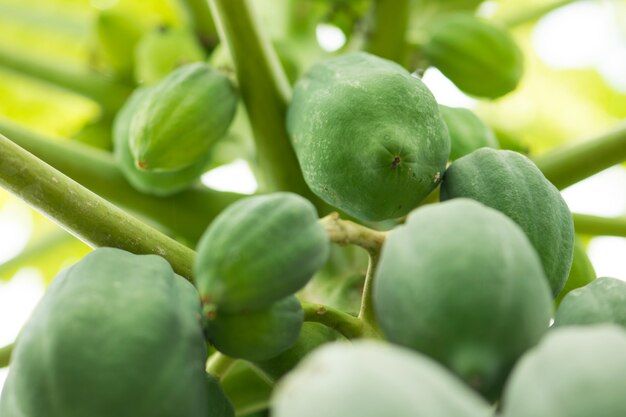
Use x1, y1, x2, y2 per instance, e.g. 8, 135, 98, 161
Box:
374, 199, 552, 399
441, 148, 575, 295
288, 52, 449, 221
439, 105, 499, 160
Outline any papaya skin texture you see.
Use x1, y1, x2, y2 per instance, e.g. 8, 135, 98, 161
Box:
440, 148, 575, 295
373, 199, 553, 399
195, 192, 329, 314
272, 341, 492, 417
500, 325, 626, 417
0, 248, 211, 417
288, 52, 450, 221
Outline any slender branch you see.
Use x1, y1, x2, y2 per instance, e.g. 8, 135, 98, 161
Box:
207, 0, 322, 208
0, 343, 12, 368
301, 301, 379, 339
0, 46, 131, 114
182, 0, 219, 51
319, 212, 387, 256
500, 0, 580, 28
0, 120, 243, 244
573, 213, 626, 238
533, 121, 626, 190
365, 0, 410, 65
358, 252, 380, 325
206, 352, 236, 380
0, 134, 195, 279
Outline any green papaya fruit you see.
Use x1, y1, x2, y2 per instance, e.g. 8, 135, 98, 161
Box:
440, 148, 575, 295
554, 238, 596, 306
423, 13, 523, 98
288, 52, 450, 221
134, 26, 206, 85
439, 105, 499, 160
554, 277, 626, 328
373, 199, 553, 399
129, 63, 238, 172
253, 322, 343, 382
94, 9, 143, 79
272, 341, 492, 417
195, 192, 329, 314
206, 373, 235, 417
500, 325, 626, 417
0, 247, 212, 417
206, 296, 304, 361
220, 361, 273, 416
113, 87, 210, 196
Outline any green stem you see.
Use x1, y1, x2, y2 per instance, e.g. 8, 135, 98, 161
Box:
207, 0, 321, 207
0, 343, 12, 368
182, 0, 219, 50
533, 122, 626, 190
319, 212, 387, 255
0, 119, 243, 244
0, 3, 88, 36
358, 252, 380, 325
500, 0, 580, 28
573, 213, 626, 238
365, 0, 410, 64
0, 46, 131, 115
0, 134, 195, 279
301, 301, 377, 339
206, 352, 236, 380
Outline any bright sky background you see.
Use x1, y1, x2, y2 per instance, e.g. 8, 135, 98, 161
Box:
1, 0, 626, 391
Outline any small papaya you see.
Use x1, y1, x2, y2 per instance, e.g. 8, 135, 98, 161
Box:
554, 238, 596, 306
113, 87, 210, 196
373, 199, 552, 399
134, 26, 205, 85
439, 105, 499, 160
205, 296, 304, 361
500, 325, 626, 417
94, 9, 143, 79
271, 341, 492, 417
288, 52, 450, 221
423, 13, 523, 98
195, 192, 329, 314
129, 63, 238, 172
555, 277, 626, 328
440, 148, 574, 295
0, 248, 214, 417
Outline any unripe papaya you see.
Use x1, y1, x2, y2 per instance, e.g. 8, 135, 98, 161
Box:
94, 9, 143, 79
113, 87, 210, 196
134, 26, 205, 85
373, 199, 552, 399
554, 238, 596, 306
195, 193, 329, 314
253, 322, 343, 382
500, 325, 626, 417
0, 248, 214, 417
423, 13, 523, 98
206, 373, 235, 417
129, 63, 238, 172
440, 148, 575, 295
439, 105, 498, 160
272, 341, 492, 417
206, 296, 304, 361
288, 52, 450, 221
555, 277, 626, 328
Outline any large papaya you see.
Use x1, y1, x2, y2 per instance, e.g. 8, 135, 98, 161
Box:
423, 13, 523, 98
195, 192, 329, 314
288, 52, 450, 221
272, 341, 492, 417
555, 277, 626, 328
129, 63, 238, 172
439, 105, 499, 160
500, 325, 626, 417
440, 148, 575, 295
373, 199, 553, 399
0, 248, 215, 417
554, 238, 596, 306
205, 296, 304, 361
113, 87, 210, 196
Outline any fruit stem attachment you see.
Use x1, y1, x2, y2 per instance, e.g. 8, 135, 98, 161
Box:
301, 301, 380, 339
0, 134, 195, 279
534, 121, 626, 190
573, 213, 626, 238
206, 352, 236, 380
319, 212, 387, 256
0, 343, 12, 368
